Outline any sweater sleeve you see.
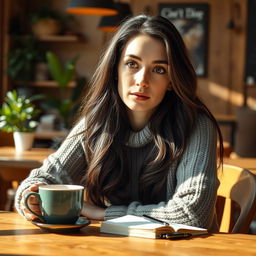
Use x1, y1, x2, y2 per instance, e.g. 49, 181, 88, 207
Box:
105, 115, 219, 229
14, 119, 87, 216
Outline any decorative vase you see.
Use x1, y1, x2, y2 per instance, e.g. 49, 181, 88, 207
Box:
13, 132, 35, 152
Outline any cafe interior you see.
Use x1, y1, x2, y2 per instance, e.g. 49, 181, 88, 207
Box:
0, 0, 256, 253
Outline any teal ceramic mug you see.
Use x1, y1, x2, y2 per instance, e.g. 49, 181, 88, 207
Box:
24, 184, 84, 224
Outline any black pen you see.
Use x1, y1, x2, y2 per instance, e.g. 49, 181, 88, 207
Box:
142, 214, 170, 226
161, 232, 192, 240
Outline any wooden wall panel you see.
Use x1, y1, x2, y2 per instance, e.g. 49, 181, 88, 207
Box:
229, 0, 247, 111
0, 0, 11, 104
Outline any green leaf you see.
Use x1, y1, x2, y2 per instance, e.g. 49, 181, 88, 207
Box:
2, 103, 11, 115
46, 51, 64, 86
46, 51, 78, 88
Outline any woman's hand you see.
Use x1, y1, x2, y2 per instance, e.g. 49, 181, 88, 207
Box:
20, 183, 45, 221
81, 201, 105, 220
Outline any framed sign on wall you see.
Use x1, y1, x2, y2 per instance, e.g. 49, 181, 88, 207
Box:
159, 3, 209, 77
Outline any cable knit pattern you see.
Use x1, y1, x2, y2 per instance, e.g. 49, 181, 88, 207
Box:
126, 125, 152, 147
15, 114, 219, 231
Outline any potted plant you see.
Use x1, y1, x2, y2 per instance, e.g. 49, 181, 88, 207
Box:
30, 3, 64, 37
0, 90, 41, 151
7, 36, 46, 82
43, 51, 83, 130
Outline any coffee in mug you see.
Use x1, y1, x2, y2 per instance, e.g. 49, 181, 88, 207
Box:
24, 184, 84, 224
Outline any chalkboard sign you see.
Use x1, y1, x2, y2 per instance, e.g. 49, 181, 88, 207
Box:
244, 0, 256, 84
159, 3, 209, 77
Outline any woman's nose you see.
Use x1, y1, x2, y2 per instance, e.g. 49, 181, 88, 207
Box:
135, 68, 149, 87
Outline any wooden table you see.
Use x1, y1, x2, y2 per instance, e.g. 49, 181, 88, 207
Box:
0, 147, 55, 210
224, 157, 256, 175
0, 212, 256, 256
215, 114, 236, 148
0, 146, 55, 168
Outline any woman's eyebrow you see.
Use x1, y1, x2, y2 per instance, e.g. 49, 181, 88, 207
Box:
153, 60, 169, 65
124, 54, 141, 60
124, 54, 168, 64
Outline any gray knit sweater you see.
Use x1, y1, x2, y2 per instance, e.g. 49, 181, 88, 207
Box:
15, 114, 219, 231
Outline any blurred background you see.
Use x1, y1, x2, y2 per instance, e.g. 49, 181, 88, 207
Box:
0, 0, 255, 157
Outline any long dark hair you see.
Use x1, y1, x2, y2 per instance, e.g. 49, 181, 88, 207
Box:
76, 15, 223, 207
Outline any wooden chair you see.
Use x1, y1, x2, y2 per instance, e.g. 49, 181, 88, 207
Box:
216, 164, 256, 233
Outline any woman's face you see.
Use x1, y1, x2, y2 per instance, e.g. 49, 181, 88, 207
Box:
117, 34, 171, 126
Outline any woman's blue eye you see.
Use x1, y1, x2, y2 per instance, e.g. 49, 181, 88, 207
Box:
153, 66, 166, 74
126, 61, 138, 69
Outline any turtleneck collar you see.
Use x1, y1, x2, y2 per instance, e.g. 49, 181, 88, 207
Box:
126, 125, 153, 147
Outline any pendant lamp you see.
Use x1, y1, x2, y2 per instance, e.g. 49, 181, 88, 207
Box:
66, 0, 118, 16
98, 3, 132, 32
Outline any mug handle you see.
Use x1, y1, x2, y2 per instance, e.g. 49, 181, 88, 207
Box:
24, 192, 44, 222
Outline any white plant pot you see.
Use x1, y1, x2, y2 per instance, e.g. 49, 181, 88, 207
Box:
13, 132, 35, 152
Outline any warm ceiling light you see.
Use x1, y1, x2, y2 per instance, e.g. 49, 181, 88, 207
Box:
98, 3, 132, 32
66, 0, 118, 16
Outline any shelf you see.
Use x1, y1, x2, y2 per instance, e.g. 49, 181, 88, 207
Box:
14, 80, 76, 88
12, 34, 84, 43
215, 114, 236, 122
36, 34, 84, 42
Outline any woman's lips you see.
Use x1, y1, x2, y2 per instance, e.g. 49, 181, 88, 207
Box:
130, 92, 150, 101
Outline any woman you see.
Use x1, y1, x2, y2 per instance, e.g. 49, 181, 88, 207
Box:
15, 15, 223, 231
